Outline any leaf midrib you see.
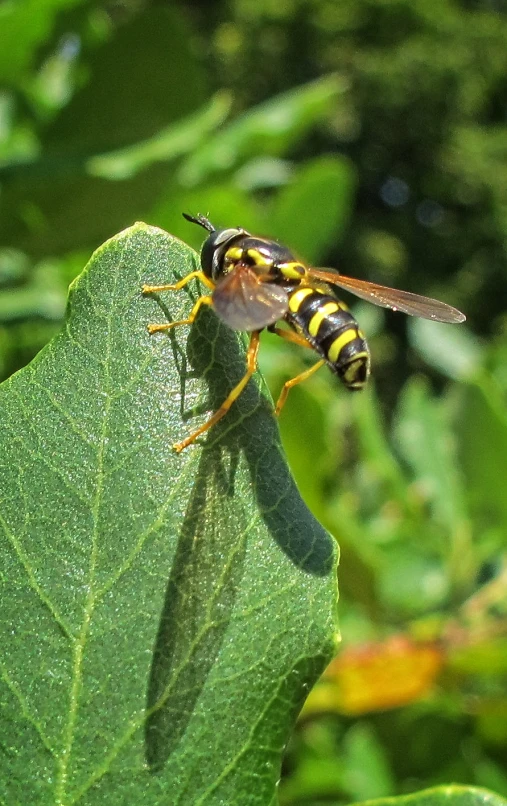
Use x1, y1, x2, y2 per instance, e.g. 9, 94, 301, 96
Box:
56, 241, 127, 805
53, 233, 200, 803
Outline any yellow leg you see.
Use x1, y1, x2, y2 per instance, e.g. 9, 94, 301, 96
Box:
269, 325, 313, 350
275, 359, 326, 416
147, 295, 213, 334
142, 270, 214, 294
173, 331, 261, 453
269, 325, 325, 413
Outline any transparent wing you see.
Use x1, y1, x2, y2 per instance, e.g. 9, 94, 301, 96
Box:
309, 269, 466, 324
213, 266, 289, 330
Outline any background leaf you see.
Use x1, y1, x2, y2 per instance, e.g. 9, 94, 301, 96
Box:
353, 785, 507, 806
270, 155, 357, 263
0, 0, 85, 83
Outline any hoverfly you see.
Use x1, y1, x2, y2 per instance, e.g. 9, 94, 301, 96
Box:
143, 213, 465, 452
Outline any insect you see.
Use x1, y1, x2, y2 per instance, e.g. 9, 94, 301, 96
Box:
143, 214, 465, 452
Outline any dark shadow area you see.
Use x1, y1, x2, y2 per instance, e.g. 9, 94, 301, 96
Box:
188, 309, 335, 577
145, 307, 335, 770
145, 435, 245, 770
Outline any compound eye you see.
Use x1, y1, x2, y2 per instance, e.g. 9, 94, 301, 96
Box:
201, 228, 244, 278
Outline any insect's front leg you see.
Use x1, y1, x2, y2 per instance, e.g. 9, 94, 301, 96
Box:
143, 269, 216, 333
147, 295, 213, 334
142, 270, 214, 295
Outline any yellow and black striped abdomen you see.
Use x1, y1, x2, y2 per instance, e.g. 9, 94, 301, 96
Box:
285, 286, 370, 390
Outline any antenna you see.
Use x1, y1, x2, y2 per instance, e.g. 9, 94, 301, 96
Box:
182, 213, 216, 233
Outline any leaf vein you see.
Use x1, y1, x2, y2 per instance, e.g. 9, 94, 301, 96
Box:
56, 230, 130, 803
0, 509, 74, 641
0, 661, 56, 756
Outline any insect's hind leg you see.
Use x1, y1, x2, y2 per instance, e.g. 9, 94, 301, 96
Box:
268, 326, 326, 415
173, 330, 261, 453
268, 325, 313, 350
147, 295, 213, 334
274, 359, 326, 416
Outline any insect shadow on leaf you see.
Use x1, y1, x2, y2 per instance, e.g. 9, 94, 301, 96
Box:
145, 305, 335, 771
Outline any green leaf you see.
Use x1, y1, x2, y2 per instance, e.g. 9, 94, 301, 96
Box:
408, 318, 483, 381
87, 93, 232, 181
456, 377, 507, 532
178, 74, 346, 187
44, 7, 206, 156
270, 155, 357, 263
0, 6, 207, 258
393, 377, 468, 534
0, 223, 338, 804
0, 0, 85, 84
392, 377, 475, 596
353, 784, 507, 806
341, 723, 394, 801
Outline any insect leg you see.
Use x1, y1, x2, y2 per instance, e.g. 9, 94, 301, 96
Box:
147, 295, 213, 333
274, 359, 326, 416
173, 330, 261, 453
142, 270, 214, 294
268, 326, 313, 350
269, 326, 325, 414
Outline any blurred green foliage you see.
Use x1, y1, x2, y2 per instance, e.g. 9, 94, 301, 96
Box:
1, 0, 506, 803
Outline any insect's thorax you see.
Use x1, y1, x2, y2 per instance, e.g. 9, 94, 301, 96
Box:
217, 235, 309, 284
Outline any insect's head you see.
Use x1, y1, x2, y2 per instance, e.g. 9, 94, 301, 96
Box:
183, 213, 246, 280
